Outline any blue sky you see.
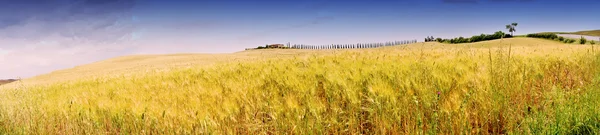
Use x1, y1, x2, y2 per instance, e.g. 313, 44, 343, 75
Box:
131, 0, 600, 48
0, 0, 599, 79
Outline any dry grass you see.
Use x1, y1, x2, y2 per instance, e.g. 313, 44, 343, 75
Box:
2, 49, 340, 88
573, 30, 600, 36
1, 38, 600, 134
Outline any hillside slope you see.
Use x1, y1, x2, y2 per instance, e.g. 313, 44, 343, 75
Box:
543, 30, 600, 36
3, 49, 343, 88
572, 30, 600, 36
1, 37, 600, 134
544, 30, 600, 40
0, 79, 17, 86
1, 38, 580, 88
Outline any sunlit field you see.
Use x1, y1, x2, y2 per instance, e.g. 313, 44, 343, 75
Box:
1, 38, 600, 134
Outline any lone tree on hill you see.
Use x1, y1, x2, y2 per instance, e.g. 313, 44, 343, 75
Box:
506, 22, 518, 36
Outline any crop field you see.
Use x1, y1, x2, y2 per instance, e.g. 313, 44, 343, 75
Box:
1, 38, 600, 134
557, 34, 600, 41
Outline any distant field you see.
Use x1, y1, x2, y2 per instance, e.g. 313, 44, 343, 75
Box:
1, 50, 338, 88
1, 38, 600, 134
572, 30, 600, 36
543, 30, 600, 41
0, 79, 17, 86
557, 34, 600, 41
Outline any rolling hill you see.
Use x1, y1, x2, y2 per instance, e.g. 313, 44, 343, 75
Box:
0, 79, 18, 86
572, 30, 600, 36
1, 37, 600, 134
1, 49, 340, 88
1, 38, 577, 88
542, 29, 600, 36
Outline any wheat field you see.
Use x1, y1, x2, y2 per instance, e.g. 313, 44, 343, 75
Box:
1, 38, 599, 134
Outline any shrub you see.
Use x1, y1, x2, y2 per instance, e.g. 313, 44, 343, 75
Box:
448, 37, 470, 44
564, 39, 576, 44
580, 36, 587, 44
424, 36, 438, 42
438, 31, 514, 44
461, 38, 470, 43
558, 36, 565, 41
493, 31, 506, 37
425, 36, 431, 42
526, 33, 559, 39
435, 38, 443, 42
470, 35, 482, 43
591, 41, 596, 45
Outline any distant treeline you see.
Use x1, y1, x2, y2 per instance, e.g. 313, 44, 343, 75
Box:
526, 33, 559, 39
526, 33, 579, 44
424, 32, 594, 45
291, 40, 417, 49
245, 40, 418, 50
425, 31, 513, 44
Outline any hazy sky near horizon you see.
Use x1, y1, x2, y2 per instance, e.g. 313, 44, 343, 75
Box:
0, 0, 599, 79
